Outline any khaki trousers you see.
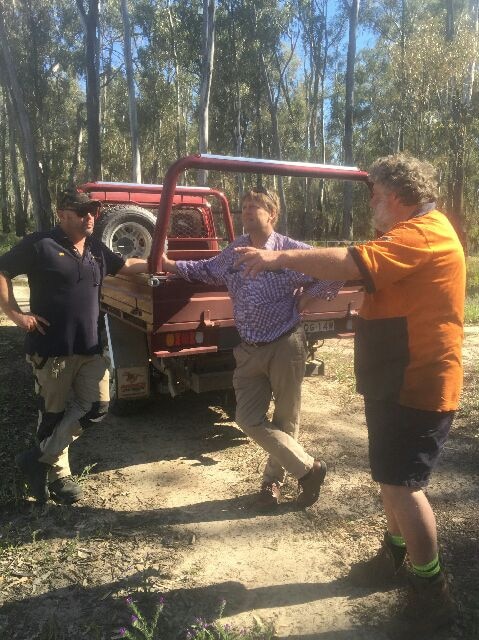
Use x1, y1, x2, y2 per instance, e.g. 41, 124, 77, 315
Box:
28, 354, 109, 481
233, 325, 314, 484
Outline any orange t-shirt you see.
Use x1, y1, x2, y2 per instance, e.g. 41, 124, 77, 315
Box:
349, 209, 465, 411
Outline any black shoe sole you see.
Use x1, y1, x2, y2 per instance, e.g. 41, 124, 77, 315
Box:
49, 492, 82, 505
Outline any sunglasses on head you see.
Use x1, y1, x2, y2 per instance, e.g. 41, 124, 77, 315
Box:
251, 186, 276, 205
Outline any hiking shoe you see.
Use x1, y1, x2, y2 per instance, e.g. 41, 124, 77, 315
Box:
48, 476, 83, 504
386, 571, 455, 639
348, 533, 407, 588
255, 481, 281, 509
297, 459, 327, 507
15, 447, 51, 503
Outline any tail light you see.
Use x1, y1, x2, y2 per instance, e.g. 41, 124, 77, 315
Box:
161, 330, 205, 348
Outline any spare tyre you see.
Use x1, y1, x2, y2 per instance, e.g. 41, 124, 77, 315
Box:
94, 204, 156, 259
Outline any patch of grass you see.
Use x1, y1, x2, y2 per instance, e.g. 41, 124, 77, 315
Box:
465, 257, 479, 324
117, 596, 275, 640
76, 462, 98, 485
467, 256, 479, 296
465, 293, 479, 325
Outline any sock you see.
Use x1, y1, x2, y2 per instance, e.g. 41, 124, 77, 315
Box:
412, 554, 441, 579
385, 531, 407, 568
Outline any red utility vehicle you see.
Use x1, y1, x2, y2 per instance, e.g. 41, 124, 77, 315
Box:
80, 154, 369, 411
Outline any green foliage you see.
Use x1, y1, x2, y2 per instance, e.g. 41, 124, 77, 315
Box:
466, 256, 479, 296
118, 596, 274, 640
0, 232, 21, 254
465, 256, 479, 324
0, 0, 479, 243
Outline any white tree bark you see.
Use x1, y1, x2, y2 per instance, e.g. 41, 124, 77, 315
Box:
121, 0, 141, 183
198, 0, 216, 186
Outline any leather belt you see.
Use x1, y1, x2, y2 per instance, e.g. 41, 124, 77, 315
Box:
243, 324, 299, 348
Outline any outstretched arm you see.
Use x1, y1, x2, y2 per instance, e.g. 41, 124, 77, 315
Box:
234, 246, 360, 281
117, 258, 150, 275
0, 271, 50, 334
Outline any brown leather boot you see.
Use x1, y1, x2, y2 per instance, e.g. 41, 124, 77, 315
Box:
348, 532, 407, 588
297, 459, 327, 508
387, 571, 456, 639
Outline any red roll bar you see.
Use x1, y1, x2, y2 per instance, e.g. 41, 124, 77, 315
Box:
149, 154, 371, 274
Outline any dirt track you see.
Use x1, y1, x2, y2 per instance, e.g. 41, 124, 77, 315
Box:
0, 284, 478, 639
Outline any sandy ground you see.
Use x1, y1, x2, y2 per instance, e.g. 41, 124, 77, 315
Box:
0, 279, 478, 639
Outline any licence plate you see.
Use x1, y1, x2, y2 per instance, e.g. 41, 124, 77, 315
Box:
303, 320, 335, 334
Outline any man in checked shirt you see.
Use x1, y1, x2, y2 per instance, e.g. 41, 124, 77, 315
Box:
161, 188, 342, 509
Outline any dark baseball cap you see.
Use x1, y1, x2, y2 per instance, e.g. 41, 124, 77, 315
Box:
57, 187, 102, 212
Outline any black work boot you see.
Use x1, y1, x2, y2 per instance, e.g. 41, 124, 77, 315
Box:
15, 447, 51, 503
387, 571, 456, 639
48, 476, 83, 504
348, 532, 407, 588
297, 459, 327, 508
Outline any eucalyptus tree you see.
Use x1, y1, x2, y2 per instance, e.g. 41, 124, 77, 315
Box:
133, 0, 200, 180
444, 0, 478, 239
0, 96, 10, 233
6, 98, 26, 236
0, 1, 52, 230
242, 0, 298, 232
296, 0, 329, 236
342, 0, 360, 240
121, 0, 142, 182
76, 0, 102, 180
198, 0, 216, 185
351, 0, 479, 245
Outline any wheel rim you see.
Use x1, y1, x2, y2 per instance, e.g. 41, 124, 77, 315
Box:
109, 221, 153, 259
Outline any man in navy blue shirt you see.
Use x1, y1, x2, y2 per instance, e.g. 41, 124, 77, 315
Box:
0, 188, 148, 504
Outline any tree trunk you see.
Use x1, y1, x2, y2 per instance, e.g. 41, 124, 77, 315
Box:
121, 0, 141, 183
0, 8, 51, 231
397, 0, 407, 152
9, 117, 26, 236
167, 3, 182, 161
0, 97, 10, 233
445, 0, 455, 41
198, 0, 216, 186
68, 103, 85, 187
76, 0, 102, 181
445, 0, 477, 248
342, 0, 360, 240
260, 49, 292, 234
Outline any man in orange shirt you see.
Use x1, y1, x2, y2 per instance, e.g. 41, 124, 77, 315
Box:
235, 154, 465, 637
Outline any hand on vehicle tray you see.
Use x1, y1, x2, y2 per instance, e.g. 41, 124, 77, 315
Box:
161, 253, 178, 274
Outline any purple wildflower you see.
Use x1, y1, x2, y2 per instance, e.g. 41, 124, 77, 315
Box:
158, 594, 166, 604
131, 614, 139, 624
125, 595, 133, 605
119, 628, 127, 637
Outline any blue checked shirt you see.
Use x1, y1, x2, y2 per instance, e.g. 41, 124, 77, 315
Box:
176, 232, 343, 344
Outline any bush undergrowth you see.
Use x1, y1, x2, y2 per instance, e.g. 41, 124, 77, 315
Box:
117, 596, 274, 640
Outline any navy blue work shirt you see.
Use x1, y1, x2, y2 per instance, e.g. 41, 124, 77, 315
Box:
0, 226, 125, 356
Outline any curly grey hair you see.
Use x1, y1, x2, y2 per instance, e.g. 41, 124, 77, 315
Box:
369, 153, 439, 205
